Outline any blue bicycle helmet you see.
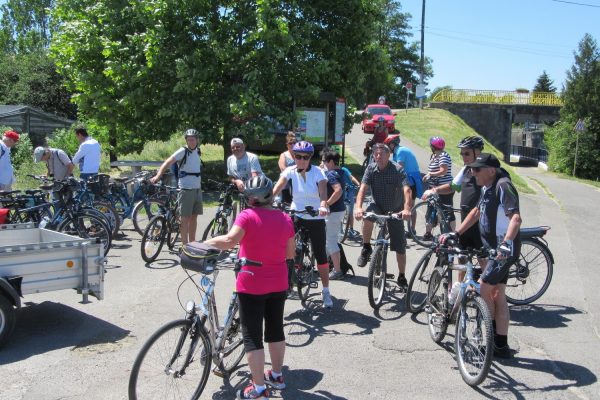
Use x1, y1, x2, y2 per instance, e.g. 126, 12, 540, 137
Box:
292, 140, 314, 153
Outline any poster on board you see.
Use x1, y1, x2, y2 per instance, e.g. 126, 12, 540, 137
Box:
297, 108, 326, 144
335, 98, 346, 144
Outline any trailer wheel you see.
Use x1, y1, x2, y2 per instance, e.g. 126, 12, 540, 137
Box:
0, 293, 16, 348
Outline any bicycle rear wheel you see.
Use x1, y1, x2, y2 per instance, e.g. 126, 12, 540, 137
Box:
367, 245, 386, 309
141, 215, 167, 263
132, 198, 165, 236
455, 296, 493, 386
57, 212, 112, 257
408, 201, 444, 247
506, 238, 553, 305
167, 213, 181, 250
201, 216, 228, 241
93, 200, 120, 238
406, 248, 437, 313
426, 267, 448, 343
217, 297, 245, 373
128, 319, 211, 400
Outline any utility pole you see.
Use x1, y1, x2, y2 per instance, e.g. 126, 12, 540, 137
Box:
419, 0, 426, 109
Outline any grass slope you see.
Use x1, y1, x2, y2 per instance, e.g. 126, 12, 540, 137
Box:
395, 108, 534, 194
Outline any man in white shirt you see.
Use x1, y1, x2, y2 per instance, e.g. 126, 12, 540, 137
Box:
0, 130, 19, 191
68, 128, 101, 181
227, 138, 263, 192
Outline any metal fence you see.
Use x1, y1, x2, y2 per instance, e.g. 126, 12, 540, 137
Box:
432, 89, 563, 106
511, 145, 548, 163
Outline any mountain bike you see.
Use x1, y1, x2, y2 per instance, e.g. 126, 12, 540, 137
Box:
140, 185, 181, 262
201, 179, 238, 241
407, 193, 460, 247
339, 183, 358, 243
364, 212, 400, 309
425, 241, 494, 386
128, 255, 261, 399
286, 206, 319, 302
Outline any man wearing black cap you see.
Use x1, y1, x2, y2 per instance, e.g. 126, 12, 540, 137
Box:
441, 153, 522, 358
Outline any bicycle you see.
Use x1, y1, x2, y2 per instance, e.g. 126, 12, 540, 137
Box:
407, 193, 460, 247
201, 179, 238, 241
140, 184, 181, 263
286, 206, 319, 302
364, 212, 401, 309
425, 240, 494, 386
406, 226, 554, 313
507, 226, 554, 305
128, 254, 261, 399
339, 183, 358, 243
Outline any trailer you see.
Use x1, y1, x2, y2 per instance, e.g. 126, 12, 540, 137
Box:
0, 223, 105, 347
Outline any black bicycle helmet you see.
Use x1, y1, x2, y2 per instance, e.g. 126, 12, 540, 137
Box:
457, 136, 484, 150
244, 175, 274, 206
184, 128, 199, 138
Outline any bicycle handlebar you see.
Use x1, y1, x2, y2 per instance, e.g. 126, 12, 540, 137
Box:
363, 211, 400, 220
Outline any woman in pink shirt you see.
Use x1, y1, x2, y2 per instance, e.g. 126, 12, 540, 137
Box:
206, 175, 295, 400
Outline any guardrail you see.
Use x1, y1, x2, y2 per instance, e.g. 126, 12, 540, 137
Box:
432, 89, 563, 106
511, 145, 548, 163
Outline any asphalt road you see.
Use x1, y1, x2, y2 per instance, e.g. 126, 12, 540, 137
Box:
1, 122, 599, 399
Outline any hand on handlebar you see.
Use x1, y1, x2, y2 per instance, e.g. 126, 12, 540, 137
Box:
397, 209, 411, 221
496, 240, 513, 260
439, 231, 458, 245
150, 175, 160, 184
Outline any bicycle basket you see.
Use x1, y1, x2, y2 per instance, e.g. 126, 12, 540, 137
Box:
179, 242, 220, 274
88, 174, 111, 196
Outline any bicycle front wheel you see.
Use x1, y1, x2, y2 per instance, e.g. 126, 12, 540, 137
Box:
167, 213, 181, 250
339, 203, 352, 244
426, 267, 448, 343
455, 296, 493, 386
141, 215, 167, 263
128, 319, 211, 400
201, 216, 228, 241
217, 297, 245, 373
367, 245, 386, 309
296, 239, 316, 302
58, 212, 112, 257
406, 248, 437, 313
506, 238, 553, 305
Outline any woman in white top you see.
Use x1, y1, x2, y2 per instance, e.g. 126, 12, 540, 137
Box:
273, 141, 334, 308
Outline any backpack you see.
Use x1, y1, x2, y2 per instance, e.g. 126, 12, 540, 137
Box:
53, 149, 73, 167
171, 147, 201, 178
328, 243, 355, 277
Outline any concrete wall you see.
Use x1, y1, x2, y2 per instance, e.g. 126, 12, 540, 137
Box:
430, 103, 560, 161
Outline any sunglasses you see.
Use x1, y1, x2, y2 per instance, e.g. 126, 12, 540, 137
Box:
294, 154, 311, 161
460, 151, 473, 156
472, 167, 484, 172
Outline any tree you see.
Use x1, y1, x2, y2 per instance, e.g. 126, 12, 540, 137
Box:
545, 33, 600, 179
533, 71, 556, 93
51, 0, 395, 155
0, 0, 55, 54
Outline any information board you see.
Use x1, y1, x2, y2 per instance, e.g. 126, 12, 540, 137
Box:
297, 109, 326, 144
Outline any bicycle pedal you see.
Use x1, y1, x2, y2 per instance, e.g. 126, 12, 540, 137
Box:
430, 313, 445, 326
309, 282, 319, 289
212, 367, 225, 378
424, 305, 432, 314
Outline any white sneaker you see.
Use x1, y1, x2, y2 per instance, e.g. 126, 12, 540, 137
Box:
322, 290, 333, 308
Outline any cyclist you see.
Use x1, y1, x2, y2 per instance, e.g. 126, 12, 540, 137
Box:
0, 130, 19, 191
273, 140, 334, 308
277, 132, 297, 204
320, 148, 346, 280
364, 116, 389, 159
68, 127, 101, 181
422, 136, 454, 240
423, 136, 484, 252
151, 128, 203, 245
227, 137, 263, 193
354, 143, 413, 288
33, 146, 73, 181
205, 176, 295, 399
441, 153, 522, 359
384, 134, 423, 200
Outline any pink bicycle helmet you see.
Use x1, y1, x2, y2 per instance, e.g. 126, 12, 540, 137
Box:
430, 136, 446, 151
292, 140, 314, 153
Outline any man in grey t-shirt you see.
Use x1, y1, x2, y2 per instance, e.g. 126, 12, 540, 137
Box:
226, 138, 262, 192
34, 146, 73, 181
151, 129, 203, 245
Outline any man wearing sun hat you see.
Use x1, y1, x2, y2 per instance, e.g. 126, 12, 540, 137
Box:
441, 153, 522, 358
0, 130, 20, 191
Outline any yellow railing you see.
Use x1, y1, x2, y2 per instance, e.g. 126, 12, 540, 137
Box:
432, 89, 563, 106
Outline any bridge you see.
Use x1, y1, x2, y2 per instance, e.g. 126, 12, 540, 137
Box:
430, 89, 562, 162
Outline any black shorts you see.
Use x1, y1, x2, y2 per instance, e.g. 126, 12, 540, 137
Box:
459, 223, 483, 249
481, 242, 521, 285
295, 218, 328, 265
366, 203, 406, 254
238, 291, 287, 352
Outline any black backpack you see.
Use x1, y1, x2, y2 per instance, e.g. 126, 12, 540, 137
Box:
171, 147, 201, 178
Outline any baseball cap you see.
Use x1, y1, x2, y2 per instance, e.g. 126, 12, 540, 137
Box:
4, 130, 19, 142
467, 153, 501, 169
34, 146, 46, 162
231, 138, 244, 146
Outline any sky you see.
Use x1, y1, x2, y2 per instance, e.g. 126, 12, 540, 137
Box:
400, 0, 600, 92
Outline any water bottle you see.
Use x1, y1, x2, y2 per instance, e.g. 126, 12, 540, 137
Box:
448, 282, 461, 305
